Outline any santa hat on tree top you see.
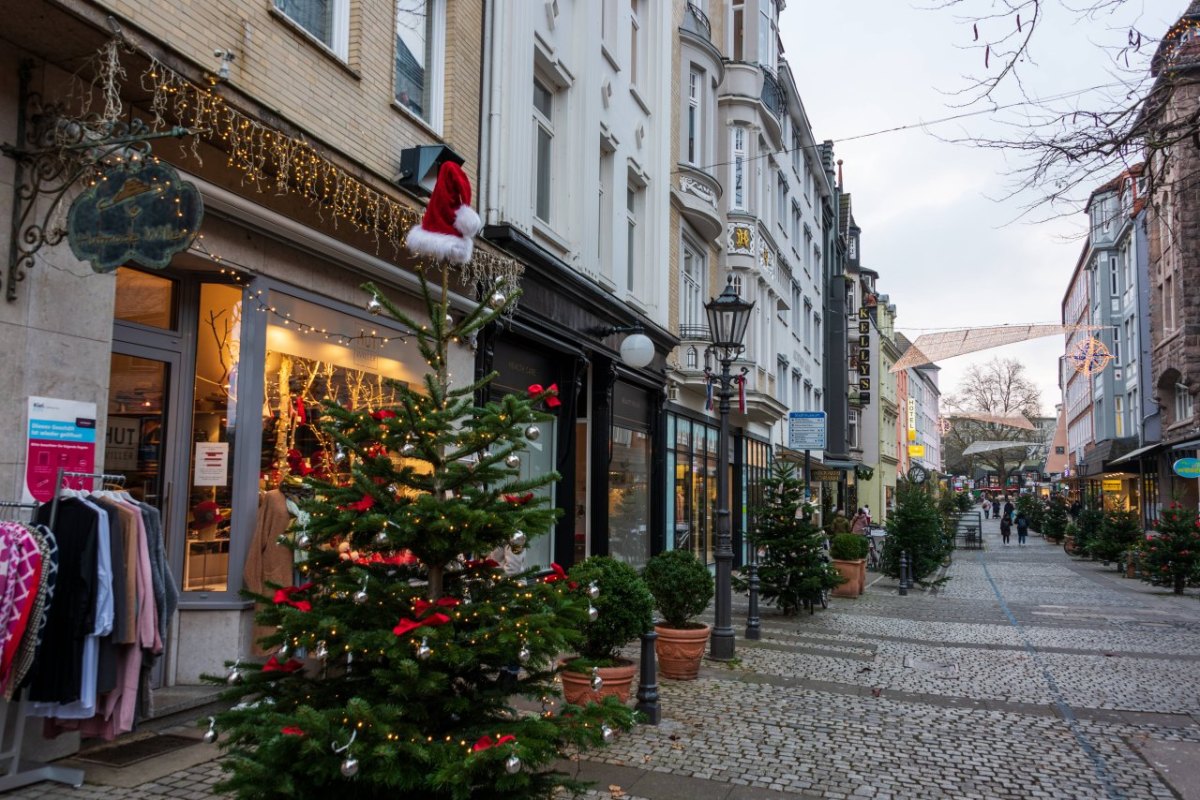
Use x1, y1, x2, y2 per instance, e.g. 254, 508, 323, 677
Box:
404, 160, 482, 265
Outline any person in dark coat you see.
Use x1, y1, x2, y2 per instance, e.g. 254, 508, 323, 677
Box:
999, 514, 1012, 545
1003, 498, 1015, 521
992, 497, 1001, 518
1016, 513, 1029, 546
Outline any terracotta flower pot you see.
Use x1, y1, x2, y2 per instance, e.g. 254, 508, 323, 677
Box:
560, 658, 637, 705
856, 559, 867, 595
654, 623, 711, 680
831, 559, 862, 598
1064, 535, 1075, 555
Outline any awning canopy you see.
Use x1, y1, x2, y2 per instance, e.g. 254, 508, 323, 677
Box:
1078, 437, 1140, 477
1108, 442, 1162, 466
1170, 438, 1200, 451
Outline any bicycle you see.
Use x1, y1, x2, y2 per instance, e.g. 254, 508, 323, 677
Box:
866, 526, 885, 571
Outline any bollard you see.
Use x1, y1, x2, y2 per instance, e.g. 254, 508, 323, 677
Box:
899, 550, 909, 596
745, 562, 761, 640
635, 630, 661, 725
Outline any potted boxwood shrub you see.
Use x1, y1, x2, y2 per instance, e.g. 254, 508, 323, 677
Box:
643, 549, 714, 680
562, 556, 654, 705
830, 533, 868, 598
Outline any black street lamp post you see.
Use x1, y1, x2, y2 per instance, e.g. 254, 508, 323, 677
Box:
705, 278, 754, 661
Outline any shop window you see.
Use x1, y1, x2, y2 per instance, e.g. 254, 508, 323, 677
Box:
394, 0, 445, 128
184, 283, 243, 592
274, 0, 349, 59
533, 77, 556, 224
1175, 383, 1193, 426
115, 267, 177, 330
259, 292, 416, 493
609, 425, 651, 568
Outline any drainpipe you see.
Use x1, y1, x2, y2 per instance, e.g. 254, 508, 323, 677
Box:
483, 0, 502, 226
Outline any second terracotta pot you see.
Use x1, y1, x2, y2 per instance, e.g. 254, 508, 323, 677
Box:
654, 623, 711, 680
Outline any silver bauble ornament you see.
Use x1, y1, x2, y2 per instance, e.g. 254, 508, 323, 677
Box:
333, 445, 347, 464
225, 663, 243, 685
340, 755, 359, 777
314, 640, 329, 660
366, 295, 383, 315
374, 529, 389, 546
505, 754, 521, 774
416, 637, 432, 660
518, 644, 531, 664
590, 666, 603, 692
587, 604, 599, 622
489, 291, 506, 309
601, 724, 615, 743
587, 581, 600, 600
400, 442, 416, 456
279, 639, 290, 656
444, 313, 455, 328
509, 530, 527, 550
202, 717, 218, 744
504, 453, 521, 469
353, 589, 369, 605
297, 533, 311, 549
524, 425, 541, 441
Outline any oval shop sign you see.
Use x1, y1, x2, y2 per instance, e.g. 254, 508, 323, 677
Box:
1172, 458, 1200, 479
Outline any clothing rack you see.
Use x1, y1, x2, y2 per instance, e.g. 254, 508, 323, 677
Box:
47, 468, 125, 531
0, 497, 85, 792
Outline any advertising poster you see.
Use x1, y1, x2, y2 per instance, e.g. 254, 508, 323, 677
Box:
105, 416, 140, 471
194, 441, 230, 487
24, 396, 98, 503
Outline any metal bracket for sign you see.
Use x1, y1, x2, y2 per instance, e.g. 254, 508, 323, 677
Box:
1, 60, 193, 302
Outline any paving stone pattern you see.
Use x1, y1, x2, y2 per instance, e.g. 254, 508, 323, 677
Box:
8, 517, 1200, 798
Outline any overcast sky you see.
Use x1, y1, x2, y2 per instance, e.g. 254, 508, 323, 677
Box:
783, 0, 1183, 416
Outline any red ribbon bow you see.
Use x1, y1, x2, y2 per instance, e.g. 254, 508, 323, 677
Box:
371, 409, 397, 421
272, 583, 314, 612
527, 383, 561, 408
471, 734, 516, 752
354, 551, 418, 567
262, 656, 304, 674
504, 493, 534, 506
413, 597, 461, 617
340, 495, 376, 512
542, 562, 578, 589
392, 612, 451, 638
281, 726, 306, 736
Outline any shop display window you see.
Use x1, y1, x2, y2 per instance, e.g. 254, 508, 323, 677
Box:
609, 425, 651, 568
260, 292, 418, 490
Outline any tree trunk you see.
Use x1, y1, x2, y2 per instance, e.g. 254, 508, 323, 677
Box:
1174, 572, 1186, 595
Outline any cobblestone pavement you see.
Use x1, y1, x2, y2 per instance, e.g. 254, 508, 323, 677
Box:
9, 518, 1200, 798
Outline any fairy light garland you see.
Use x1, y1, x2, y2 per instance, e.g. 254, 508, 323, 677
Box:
122, 45, 523, 297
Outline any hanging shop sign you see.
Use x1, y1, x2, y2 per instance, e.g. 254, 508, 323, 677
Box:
23, 396, 97, 503
788, 411, 827, 450
907, 444, 925, 458
67, 159, 203, 273
1172, 458, 1200, 479
811, 468, 842, 482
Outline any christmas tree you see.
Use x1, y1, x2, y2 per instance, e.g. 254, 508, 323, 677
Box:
882, 481, 948, 586
208, 265, 634, 799
738, 460, 841, 615
1142, 502, 1200, 594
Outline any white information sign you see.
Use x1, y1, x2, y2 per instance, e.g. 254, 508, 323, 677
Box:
194, 441, 230, 487
788, 411, 827, 451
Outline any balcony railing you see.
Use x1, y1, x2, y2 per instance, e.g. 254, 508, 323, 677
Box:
682, 2, 711, 40
679, 323, 710, 341
760, 68, 786, 119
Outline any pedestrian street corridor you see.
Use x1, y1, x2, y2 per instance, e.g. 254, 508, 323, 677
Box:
8, 516, 1200, 800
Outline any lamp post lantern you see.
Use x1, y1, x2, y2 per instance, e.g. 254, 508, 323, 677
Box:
704, 277, 754, 661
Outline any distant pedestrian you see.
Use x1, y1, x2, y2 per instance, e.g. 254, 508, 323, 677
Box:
982, 497, 990, 519
1070, 499, 1082, 519
851, 508, 869, 534
1003, 499, 1014, 520
1016, 513, 1029, 546
992, 497, 1001, 518
1000, 514, 1011, 545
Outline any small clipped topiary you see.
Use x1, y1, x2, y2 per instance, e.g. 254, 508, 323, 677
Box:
643, 549, 714, 629
569, 556, 654, 664
830, 533, 868, 561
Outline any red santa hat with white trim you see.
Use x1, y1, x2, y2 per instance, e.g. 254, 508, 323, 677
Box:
405, 161, 482, 265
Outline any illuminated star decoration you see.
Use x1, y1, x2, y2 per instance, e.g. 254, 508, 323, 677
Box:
1068, 337, 1113, 376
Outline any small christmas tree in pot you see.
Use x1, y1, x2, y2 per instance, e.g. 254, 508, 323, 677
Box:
643, 549, 714, 680
561, 556, 654, 705
207, 162, 634, 800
